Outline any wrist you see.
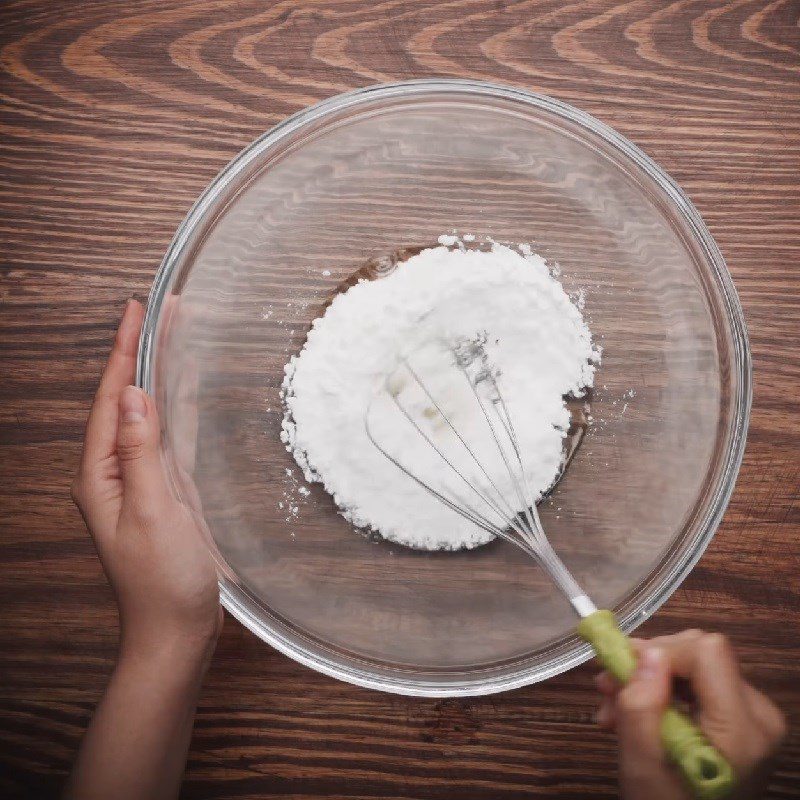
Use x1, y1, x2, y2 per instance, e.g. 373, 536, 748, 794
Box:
119, 621, 219, 675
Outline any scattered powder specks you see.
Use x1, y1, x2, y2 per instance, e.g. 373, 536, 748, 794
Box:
278, 466, 312, 521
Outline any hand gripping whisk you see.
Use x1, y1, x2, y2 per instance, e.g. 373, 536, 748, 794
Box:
365, 337, 734, 800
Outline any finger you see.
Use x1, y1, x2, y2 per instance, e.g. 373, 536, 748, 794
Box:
616, 647, 684, 799
171, 354, 203, 516
649, 631, 744, 727
743, 684, 787, 745
647, 628, 703, 650
594, 640, 647, 697
617, 647, 670, 760
596, 697, 616, 730
595, 670, 618, 696
175, 463, 204, 516
116, 386, 172, 514
81, 300, 145, 469
174, 355, 199, 476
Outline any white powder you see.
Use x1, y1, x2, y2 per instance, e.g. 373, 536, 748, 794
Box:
281, 242, 598, 550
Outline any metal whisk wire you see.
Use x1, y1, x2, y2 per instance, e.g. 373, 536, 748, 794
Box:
364, 340, 596, 618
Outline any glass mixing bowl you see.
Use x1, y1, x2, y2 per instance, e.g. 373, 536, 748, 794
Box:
138, 80, 750, 696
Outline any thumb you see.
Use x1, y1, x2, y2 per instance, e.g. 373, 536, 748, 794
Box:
116, 386, 171, 508
616, 646, 683, 799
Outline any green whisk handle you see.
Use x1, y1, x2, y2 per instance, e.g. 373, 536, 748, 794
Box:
578, 610, 735, 800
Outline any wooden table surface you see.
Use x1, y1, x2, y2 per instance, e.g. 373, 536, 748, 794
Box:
2, 1, 800, 798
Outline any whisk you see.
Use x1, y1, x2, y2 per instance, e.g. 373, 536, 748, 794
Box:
365, 336, 734, 800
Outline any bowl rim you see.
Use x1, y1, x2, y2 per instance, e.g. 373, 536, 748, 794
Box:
137, 78, 752, 697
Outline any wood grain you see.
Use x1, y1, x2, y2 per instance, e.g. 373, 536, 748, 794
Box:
1, 1, 799, 798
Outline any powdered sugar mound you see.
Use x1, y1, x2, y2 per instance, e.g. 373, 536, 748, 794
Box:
281, 242, 597, 550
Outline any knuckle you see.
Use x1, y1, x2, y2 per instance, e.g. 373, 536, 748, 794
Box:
116, 437, 145, 464
655, 628, 703, 651
763, 703, 788, 743
699, 632, 733, 659
616, 689, 653, 715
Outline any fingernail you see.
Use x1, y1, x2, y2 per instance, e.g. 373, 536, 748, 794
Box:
120, 385, 147, 423
637, 646, 663, 680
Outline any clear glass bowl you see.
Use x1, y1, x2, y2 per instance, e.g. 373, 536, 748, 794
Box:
138, 80, 750, 696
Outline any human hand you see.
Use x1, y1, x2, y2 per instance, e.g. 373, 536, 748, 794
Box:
71, 299, 222, 659
595, 630, 786, 800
